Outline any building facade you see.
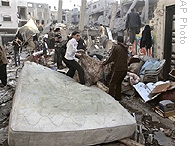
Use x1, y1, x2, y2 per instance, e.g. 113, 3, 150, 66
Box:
27, 2, 51, 26
150, 0, 175, 79
0, 0, 27, 46
85, 0, 117, 26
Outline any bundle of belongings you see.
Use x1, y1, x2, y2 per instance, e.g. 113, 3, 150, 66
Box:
79, 53, 111, 86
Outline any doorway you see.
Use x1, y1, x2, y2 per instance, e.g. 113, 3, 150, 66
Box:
163, 5, 175, 80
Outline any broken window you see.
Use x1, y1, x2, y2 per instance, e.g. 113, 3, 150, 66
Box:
36, 20, 40, 24
37, 12, 44, 19
1, 1, 10, 6
41, 20, 44, 25
62, 15, 66, 21
93, 5, 97, 9
17, 7, 27, 20
3, 15, 11, 21
38, 4, 43, 8
27, 3, 33, 7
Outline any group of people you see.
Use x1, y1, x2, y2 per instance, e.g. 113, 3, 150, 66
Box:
0, 8, 153, 102
59, 30, 129, 101
125, 8, 153, 57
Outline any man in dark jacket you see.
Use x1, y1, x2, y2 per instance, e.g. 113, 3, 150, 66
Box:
125, 8, 141, 44
0, 46, 8, 87
54, 33, 64, 69
12, 37, 22, 66
102, 36, 128, 101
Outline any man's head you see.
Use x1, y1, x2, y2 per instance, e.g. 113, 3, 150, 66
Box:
117, 36, 124, 43
72, 31, 80, 41
131, 8, 135, 12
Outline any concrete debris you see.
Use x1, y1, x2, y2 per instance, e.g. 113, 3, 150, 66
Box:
154, 131, 173, 146
0, 13, 174, 145
0, 127, 8, 145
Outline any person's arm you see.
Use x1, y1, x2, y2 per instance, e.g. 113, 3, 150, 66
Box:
103, 46, 116, 65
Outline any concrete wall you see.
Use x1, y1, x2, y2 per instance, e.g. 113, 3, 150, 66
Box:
27, 2, 51, 25
17, 0, 28, 27
150, 0, 175, 59
0, 0, 21, 46
0, 0, 18, 28
51, 11, 58, 22
86, 0, 116, 25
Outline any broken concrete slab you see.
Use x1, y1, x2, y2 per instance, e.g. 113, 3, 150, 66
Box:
8, 61, 136, 146
154, 131, 173, 146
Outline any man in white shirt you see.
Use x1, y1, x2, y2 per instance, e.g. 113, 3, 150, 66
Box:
63, 31, 85, 85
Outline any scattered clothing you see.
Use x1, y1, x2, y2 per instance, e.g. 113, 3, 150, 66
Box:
139, 58, 160, 75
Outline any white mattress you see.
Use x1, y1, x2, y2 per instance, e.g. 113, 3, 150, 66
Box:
8, 61, 136, 146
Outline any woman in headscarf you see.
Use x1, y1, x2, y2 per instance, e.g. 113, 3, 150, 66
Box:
140, 25, 152, 57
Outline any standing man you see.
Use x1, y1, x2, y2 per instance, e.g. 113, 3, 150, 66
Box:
12, 37, 22, 66
48, 28, 55, 50
54, 33, 64, 69
0, 46, 8, 87
63, 31, 85, 85
125, 8, 141, 44
102, 36, 128, 101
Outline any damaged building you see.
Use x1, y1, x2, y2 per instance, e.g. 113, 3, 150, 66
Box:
62, 8, 80, 25
83, 0, 174, 80
27, 2, 51, 25
0, 0, 176, 145
150, 0, 175, 80
0, 0, 27, 45
85, 0, 117, 26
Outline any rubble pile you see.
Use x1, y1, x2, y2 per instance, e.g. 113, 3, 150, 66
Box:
0, 22, 175, 146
